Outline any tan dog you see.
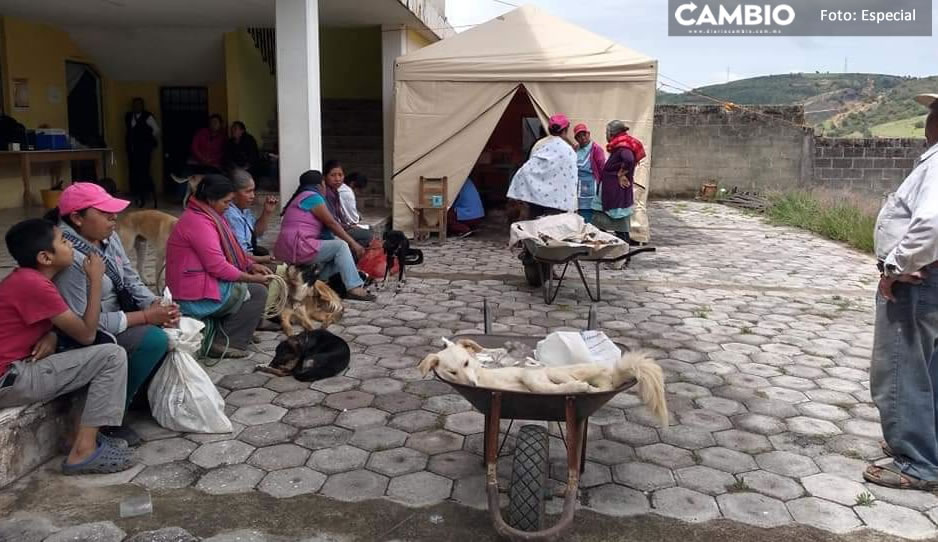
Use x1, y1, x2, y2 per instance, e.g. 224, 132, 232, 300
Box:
419, 339, 669, 426
117, 210, 179, 287
280, 265, 343, 336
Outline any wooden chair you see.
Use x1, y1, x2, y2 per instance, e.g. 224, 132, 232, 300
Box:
412, 176, 448, 242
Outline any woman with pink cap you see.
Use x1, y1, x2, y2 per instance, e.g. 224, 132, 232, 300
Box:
47, 182, 179, 446
507, 113, 578, 218
573, 123, 606, 223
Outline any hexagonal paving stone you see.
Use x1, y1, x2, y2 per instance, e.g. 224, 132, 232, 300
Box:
855, 501, 937, 539
357, 377, 405, 396
367, 447, 428, 477
387, 410, 441, 433
801, 473, 869, 506
741, 470, 804, 501
387, 471, 453, 507
667, 382, 711, 399
694, 397, 745, 417
786, 497, 862, 534
652, 487, 720, 523
258, 467, 326, 498
317, 469, 389, 503
754, 451, 819, 478
717, 493, 791, 528
281, 406, 338, 429
323, 390, 374, 410
804, 389, 857, 406
190, 440, 255, 469
714, 430, 772, 454
636, 443, 695, 469
225, 387, 277, 407
405, 380, 453, 398
674, 466, 735, 496
196, 464, 264, 495
406, 429, 464, 455
697, 447, 758, 474
428, 451, 482, 480
444, 411, 485, 435
423, 394, 473, 415
550, 461, 611, 489
263, 376, 309, 393
768, 375, 815, 391
294, 426, 353, 451
219, 373, 270, 390
310, 376, 359, 394
133, 461, 201, 490
248, 444, 310, 471
586, 440, 634, 466
373, 392, 424, 414
272, 389, 325, 409
603, 421, 660, 447
757, 387, 808, 404
238, 422, 298, 447
613, 462, 675, 491
658, 425, 716, 450
786, 416, 841, 437
307, 444, 370, 474
585, 484, 650, 517
136, 438, 197, 466
677, 410, 732, 432
796, 402, 850, 422
335, 408, 390, 430
842, 419, 883, 440
744, 398, 799, 419
231, 404, 287, 426
732, 414, 786, 436
814, 454, 867, 483
349, 426, 409, 452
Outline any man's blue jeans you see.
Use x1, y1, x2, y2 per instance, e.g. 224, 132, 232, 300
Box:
313, 240, 363, 290
871, 273, 938, 481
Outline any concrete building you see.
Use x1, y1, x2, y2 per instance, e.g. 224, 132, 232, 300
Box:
0, 0, 452, 209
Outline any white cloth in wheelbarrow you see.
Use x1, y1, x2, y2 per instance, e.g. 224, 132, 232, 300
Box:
508, 213, 630, 260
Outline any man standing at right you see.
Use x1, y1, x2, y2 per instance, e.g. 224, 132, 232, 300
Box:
866, 93, 938, 491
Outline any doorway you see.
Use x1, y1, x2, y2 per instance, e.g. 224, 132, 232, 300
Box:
65, 61, 104, 180
160, 86, 208, 198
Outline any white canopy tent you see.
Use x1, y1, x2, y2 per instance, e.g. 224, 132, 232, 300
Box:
391, 4, 658, 241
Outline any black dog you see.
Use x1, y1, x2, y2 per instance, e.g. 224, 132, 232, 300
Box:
382, 230, 423, 283
258, 329, 350, 382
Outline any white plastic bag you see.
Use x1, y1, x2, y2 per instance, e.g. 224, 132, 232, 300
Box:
535, 331, 621, 369
148, 315, 233, 433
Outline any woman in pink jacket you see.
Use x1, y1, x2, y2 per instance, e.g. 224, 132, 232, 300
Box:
166, 175, 270, 359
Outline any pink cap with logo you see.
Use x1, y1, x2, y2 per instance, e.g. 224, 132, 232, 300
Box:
573, 123, 589, 135
548, 113, 570, 130
58, 182, 131, 215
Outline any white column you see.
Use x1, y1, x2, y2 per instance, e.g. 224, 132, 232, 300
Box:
276, 0, 321, 203
381, 24, 406, 207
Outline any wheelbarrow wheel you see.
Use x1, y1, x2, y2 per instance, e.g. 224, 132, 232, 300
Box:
507, 424, 549, 532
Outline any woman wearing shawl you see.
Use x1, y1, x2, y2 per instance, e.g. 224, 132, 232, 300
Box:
573, 123, 606, 223
166, 175, 270, 359
591, 120, 640, 243
507, 113, 578, 218
322, 160, 374, 247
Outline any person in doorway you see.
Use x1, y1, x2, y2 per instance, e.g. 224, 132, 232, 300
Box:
448, 177, 485, 237
224, 121, 260, 175
573, 123, 605, 223
865, 94, 938, 491
322, 160, 374, 246
506, 113, 577, 218
276, 170, 375, 301
591, 120, 638, 244
125, 98, 160, 209
190, 114, 226, 172
224, 168, 278, 261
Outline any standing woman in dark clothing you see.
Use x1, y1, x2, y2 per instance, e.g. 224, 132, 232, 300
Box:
591, 120, 637, 243
125, 98, 160, 208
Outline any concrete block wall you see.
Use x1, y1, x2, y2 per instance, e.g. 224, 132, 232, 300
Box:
813, 137, 926, 194
650, 105, 814, 197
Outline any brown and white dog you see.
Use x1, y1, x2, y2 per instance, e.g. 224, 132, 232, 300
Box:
419, 338, 669, 426
117, 210, 179, 287
279, 264, 344, 336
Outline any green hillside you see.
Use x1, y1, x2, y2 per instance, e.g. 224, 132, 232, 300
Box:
658, 73, 936, 138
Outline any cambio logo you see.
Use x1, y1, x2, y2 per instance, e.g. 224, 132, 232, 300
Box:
675, 2, 796, 26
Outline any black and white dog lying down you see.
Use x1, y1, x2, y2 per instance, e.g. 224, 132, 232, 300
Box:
382, 229, 424, 283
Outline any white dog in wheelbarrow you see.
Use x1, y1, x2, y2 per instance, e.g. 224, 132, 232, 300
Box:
418, 338, 669, 426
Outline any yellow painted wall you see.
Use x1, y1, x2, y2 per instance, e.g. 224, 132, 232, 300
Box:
224, 30, 276, 141
320, 27, 381, 100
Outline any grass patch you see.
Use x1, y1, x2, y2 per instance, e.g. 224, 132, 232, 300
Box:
765, 189, 879, 254
855, 492, 875, 507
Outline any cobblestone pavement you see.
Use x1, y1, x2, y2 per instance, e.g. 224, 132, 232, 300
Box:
4, 201, 934, 539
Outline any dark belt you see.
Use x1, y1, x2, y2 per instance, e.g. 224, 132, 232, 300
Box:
0, 366, 17, 389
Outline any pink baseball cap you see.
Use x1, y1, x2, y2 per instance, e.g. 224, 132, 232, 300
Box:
548, 114, 570, 130
573, 123, 589, 135
58, 182, 130, 215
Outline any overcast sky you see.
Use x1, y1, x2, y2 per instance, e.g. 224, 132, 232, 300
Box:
444, 0, 937, 91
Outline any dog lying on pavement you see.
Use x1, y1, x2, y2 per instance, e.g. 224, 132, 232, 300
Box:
418, 338, 669, 425
117, 210, 179, 287
257, 329, 350, 381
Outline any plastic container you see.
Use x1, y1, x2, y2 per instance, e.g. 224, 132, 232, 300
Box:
36, 129, 69, 150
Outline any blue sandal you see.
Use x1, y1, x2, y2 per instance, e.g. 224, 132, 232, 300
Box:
62, 442, 135, 475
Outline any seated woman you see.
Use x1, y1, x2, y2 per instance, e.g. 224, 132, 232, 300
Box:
224, 168, 278, 261
166, 175, 270, 359
275, 170, 375, 302
48, 182, 178, 445
448, 177, 485, 237
322, 160, 374, 247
